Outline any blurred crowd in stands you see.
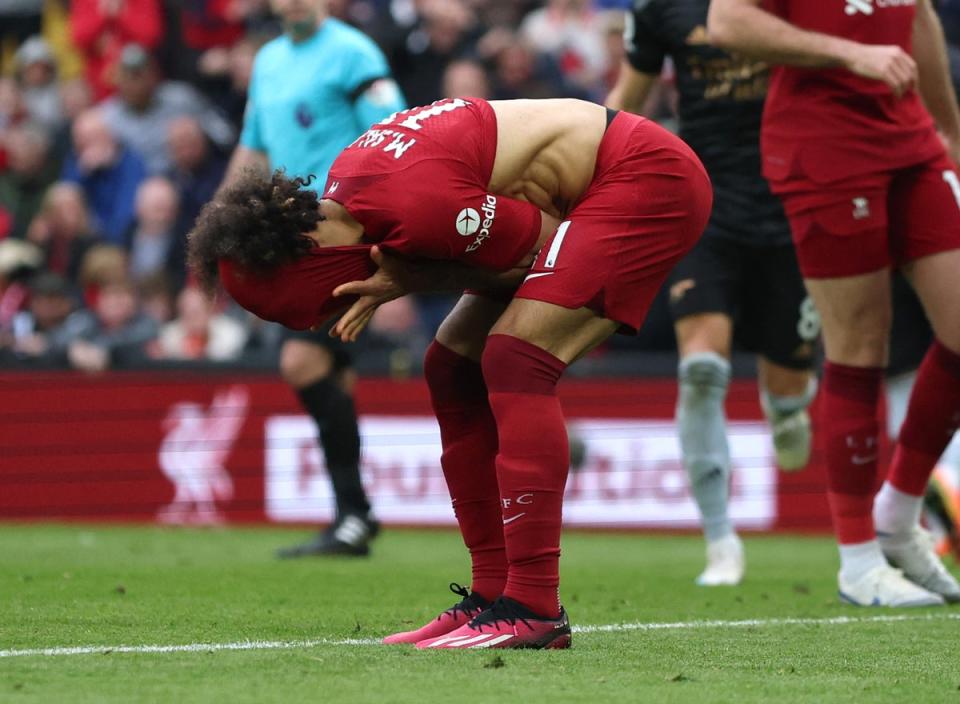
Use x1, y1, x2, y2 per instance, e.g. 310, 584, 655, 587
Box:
2, 0, 957, 373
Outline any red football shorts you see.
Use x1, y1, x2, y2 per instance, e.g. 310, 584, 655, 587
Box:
513, 112, 712, 333
776, 151, 960, 279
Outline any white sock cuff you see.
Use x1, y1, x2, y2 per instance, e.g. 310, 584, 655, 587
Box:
678, 352, 731, 388
761, 377, 818, 418
838, 540, 886, 577
874, 482, 923, 534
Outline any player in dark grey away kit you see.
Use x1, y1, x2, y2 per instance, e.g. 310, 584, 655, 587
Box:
606, 0, 819, 585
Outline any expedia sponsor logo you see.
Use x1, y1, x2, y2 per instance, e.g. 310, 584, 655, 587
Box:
455, 208, 480, 236
455, 194, 497, 253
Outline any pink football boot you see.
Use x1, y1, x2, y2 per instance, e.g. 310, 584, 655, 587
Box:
416, 597, 571, 650
383, 583, 492, 645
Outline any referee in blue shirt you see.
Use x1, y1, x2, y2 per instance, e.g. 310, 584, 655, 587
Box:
221, 0, 405, 557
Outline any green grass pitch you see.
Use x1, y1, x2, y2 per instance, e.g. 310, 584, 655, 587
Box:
2, 524, 958, 703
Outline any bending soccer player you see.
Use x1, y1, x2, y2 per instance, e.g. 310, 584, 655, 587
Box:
606, 0, 819, 586
189, 97, 712, 649
709, 0, 960, 606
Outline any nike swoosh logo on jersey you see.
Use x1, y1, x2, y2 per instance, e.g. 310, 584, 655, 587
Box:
502, 513, 526, 525
524, 272, 554, 282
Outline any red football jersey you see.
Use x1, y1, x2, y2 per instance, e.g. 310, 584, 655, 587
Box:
322, 98, 542, 271
762, 0, 942, 186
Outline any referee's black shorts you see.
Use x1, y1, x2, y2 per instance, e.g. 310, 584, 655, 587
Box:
667, 229, 819, 371
281, 321, 353, 371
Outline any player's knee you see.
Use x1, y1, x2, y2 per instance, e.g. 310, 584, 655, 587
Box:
821, 302, 890, 366
932, 327, 960, 356
481, 334, 566, 395
424, 340, 485, 406
424, 341, 457, 392
279, 340, 334, 388
675, 314, 732, 360
678, 351, 731, 398
826, 330, 889, 367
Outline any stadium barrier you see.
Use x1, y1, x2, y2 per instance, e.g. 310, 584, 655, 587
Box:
0, 371, 837, 531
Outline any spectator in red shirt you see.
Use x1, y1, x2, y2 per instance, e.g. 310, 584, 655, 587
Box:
69, 0, 164, 100
181, 0, 245, 51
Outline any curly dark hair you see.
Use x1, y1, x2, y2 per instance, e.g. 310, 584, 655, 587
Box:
187, 169, 322, 293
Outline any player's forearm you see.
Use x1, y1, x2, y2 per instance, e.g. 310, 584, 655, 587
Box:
218, 146, 270, 194
913, 0, 960, 141
402, 259, 526, 294
605, 63, 657, 115
707, 0, 860, 69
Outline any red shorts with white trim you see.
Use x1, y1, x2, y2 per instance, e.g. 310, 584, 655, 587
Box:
776, 151, 960, 279
513, 112, 712, 333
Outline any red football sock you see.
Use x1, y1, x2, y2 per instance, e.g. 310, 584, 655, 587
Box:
424, 341, 505, 601
821, 362, 884, 545
482, 334, 568, 619
889, 340, 960, 496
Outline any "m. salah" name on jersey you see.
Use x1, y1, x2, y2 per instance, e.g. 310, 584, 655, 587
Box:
350, 128, 417, 160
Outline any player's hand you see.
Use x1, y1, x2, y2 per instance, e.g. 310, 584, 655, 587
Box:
845, 45, 917, 97
330, 246, 406, 342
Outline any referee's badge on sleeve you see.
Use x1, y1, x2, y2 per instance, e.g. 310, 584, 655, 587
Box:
363, 79, 402, 108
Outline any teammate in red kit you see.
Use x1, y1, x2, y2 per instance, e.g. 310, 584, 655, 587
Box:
708, 0, 960, 606
188, 97, 712, 648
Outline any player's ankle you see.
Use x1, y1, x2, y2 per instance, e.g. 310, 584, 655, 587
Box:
760, 378, 817, 421
469, 581, 505, 604
838, 540, 886, 580
501, 591, 561, 620
704, 524, 737, 545
874, 482, 923, 536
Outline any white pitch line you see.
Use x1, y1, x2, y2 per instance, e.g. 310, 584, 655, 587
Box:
2, 612, 958, 659
572, 612, 960, 634
0, 637, 383, 659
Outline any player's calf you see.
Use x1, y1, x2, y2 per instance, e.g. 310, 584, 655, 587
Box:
677, 352, 742, 584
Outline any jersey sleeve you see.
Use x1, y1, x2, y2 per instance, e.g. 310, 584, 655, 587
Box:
239, 59, 265, 151
342, 35, 406, 132
352, 78, 406, 133
381, 162, 542, 272
624, 0, 667, 75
